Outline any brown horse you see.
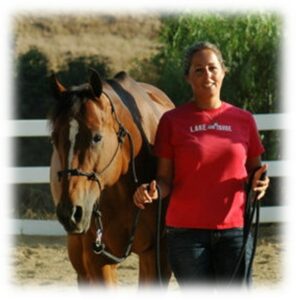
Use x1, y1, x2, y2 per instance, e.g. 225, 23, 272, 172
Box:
49, 69, 175, 287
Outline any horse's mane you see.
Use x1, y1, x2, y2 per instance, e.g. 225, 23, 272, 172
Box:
106, 73, 143, 128
106, 72, 153, 152
49, 72, 143, 129
49, 83, 94, 125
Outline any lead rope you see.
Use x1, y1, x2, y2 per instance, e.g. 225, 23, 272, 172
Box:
228, 169, 266, 286
155, 184, 164, 286
146, 182, 164, 286
93, 203, 141, 263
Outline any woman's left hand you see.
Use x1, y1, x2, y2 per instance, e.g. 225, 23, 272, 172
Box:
252, 164, 270, 200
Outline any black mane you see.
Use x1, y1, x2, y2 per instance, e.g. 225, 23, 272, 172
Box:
50, 83, 94, 124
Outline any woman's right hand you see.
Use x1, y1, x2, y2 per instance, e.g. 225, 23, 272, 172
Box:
133, 180, 158, 209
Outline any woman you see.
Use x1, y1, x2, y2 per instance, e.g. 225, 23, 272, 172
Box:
133, 41, 270, 287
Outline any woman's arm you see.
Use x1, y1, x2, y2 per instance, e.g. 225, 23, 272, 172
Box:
133, 157, 173, 209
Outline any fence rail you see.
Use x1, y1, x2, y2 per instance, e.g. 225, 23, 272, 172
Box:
9, 115, 288, 235
6, 113, 292, 137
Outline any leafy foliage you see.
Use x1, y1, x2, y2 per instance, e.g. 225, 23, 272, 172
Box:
151, 13, 281, 114
14, 47, 111, 119
14, 48, 51, 119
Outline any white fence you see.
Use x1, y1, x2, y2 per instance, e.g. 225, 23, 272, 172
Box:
9, 114, 289, 235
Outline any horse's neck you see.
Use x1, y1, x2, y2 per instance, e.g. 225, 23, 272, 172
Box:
103, 82, 152, 156
104, 80, 152, 154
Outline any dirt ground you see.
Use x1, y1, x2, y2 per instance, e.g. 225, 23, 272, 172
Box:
9, 223, 285, 291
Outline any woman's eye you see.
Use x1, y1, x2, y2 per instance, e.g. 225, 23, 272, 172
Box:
92, 134, 102, 144
195, 68, 203, 74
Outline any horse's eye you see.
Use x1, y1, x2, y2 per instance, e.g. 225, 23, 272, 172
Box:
92, 133, 102, 144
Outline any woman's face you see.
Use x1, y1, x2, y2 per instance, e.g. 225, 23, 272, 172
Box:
186, 49, 225, 102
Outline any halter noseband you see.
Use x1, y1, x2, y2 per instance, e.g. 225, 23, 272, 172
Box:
57, 168, 102, 190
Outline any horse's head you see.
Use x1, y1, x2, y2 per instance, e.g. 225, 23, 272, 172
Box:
50, 69, 137, 233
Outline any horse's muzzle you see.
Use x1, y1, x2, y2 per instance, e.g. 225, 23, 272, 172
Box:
56, 201, 84, 233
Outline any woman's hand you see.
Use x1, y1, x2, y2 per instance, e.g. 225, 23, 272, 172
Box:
252, 164, 270, 200
133, 180, 158, 209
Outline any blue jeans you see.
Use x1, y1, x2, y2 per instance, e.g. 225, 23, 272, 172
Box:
166, 227, 253, 287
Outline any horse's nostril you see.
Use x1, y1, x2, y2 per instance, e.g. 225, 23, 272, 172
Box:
71, 205, 83, 224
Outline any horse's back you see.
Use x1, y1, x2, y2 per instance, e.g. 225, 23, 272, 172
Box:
138, 82, 174, 110
113, 72, 175, 144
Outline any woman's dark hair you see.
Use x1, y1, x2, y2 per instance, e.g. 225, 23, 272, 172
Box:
183, 41, 228, 75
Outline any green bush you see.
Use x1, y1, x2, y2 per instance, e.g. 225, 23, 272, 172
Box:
56, 55, 111, 86
14, 47, 111, 120
151, 12, 281, 114
14, 47, 51, 119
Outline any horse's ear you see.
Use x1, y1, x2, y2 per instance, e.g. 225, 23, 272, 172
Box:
51, 73, 66, 100
89, 68, 102, 98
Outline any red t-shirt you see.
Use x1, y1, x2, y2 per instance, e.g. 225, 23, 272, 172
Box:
154, 101, 265, 229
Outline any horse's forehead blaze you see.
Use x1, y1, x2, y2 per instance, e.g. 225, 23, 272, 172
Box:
68, 118, 79, 168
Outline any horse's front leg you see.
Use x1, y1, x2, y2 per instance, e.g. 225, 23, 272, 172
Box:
67, 234, 88, 285
67, 234, 118, 287
84, 256, 118, 287
82, 232, 118, 286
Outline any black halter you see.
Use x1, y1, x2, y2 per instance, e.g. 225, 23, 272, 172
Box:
57, 169, 102, 190
57, 90, 141, 263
